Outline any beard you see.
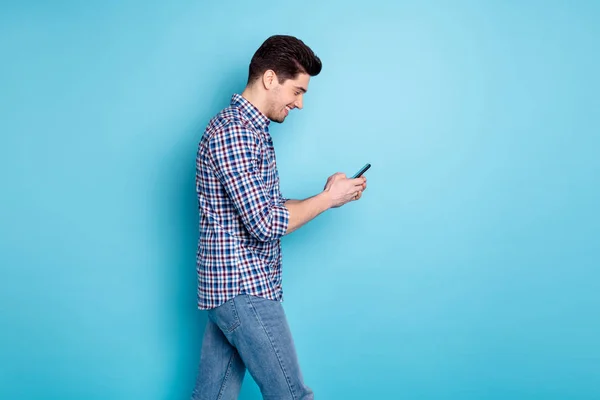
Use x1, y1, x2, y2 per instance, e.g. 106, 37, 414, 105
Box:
266, 103, 287, 124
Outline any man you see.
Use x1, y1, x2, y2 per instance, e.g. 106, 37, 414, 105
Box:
192, 35, 367, 400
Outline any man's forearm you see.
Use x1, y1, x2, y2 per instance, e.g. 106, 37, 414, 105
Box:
284, 193, 331, 235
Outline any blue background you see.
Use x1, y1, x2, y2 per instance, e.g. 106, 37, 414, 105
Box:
1, 1, 599, 399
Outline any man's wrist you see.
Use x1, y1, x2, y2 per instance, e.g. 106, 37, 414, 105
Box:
318, 190, 333, 211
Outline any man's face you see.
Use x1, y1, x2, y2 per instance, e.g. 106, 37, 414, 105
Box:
266, 72, 310, 123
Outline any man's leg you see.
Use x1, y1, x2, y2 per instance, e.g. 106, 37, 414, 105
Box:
212, 294, 313, 400
191, 314, 246, 400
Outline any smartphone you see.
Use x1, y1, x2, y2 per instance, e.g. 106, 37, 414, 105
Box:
352, 163, 371, 178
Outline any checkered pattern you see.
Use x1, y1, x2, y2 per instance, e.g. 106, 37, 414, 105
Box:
195, 94, 290, 310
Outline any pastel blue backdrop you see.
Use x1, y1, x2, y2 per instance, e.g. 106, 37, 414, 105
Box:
1, 1, 598, 399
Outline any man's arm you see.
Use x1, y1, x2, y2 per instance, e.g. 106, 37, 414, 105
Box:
283, 193, 331, 235
282, 173, 367, 235
208, 123, 289, 242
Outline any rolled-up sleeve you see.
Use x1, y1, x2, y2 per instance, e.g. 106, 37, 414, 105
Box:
277, 181, 289, 205
208, 122, 289, 242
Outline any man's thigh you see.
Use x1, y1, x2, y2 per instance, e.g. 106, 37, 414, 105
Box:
220, 294, 314, 400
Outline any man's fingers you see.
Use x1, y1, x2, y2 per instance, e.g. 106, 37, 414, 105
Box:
351, 177, 366, 186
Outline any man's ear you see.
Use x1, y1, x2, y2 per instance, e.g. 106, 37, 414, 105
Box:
262, 69, 278, 90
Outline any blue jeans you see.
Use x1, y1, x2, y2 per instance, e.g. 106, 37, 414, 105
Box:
191, 294, 314, 400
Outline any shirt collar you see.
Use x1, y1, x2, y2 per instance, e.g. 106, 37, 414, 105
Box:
230, 93, 271, 133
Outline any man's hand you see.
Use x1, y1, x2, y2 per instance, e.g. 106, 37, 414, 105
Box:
323, 172, 367, 208
283, 172, 368, 235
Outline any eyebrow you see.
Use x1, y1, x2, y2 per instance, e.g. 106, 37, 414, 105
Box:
294, 86, 307, 93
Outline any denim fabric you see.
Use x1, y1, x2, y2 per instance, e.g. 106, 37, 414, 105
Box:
192, 294, 313, 400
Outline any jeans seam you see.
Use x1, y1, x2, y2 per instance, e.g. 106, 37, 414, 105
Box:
228, 298, 241, 332
247, 296, 296, 399
216, 351, 236, 400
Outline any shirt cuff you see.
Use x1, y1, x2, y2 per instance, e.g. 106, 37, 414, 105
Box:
271, 203, 290, 238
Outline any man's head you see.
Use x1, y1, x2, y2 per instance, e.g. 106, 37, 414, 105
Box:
245, 35, 322, 123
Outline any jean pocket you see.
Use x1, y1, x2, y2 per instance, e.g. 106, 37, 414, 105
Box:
208, 297, 241, 333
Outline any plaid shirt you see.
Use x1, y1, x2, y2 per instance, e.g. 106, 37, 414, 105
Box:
195, 93, 290, 310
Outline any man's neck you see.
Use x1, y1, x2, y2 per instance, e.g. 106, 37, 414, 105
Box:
241, 86, 268, 117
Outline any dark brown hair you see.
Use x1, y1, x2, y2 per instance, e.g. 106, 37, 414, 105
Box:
247, 35, 322, 85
